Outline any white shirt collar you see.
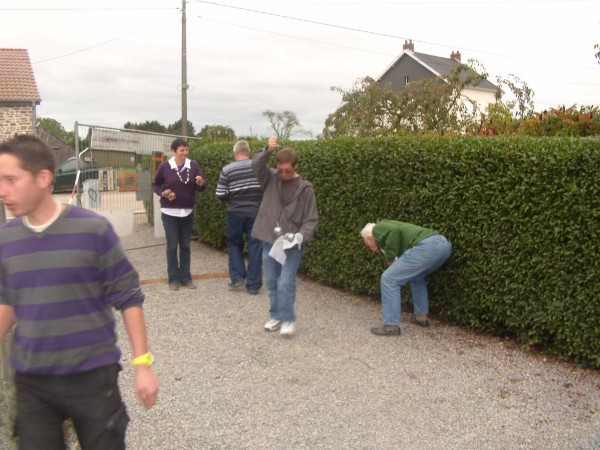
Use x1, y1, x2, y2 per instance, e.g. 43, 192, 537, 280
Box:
168, 157, 191, 170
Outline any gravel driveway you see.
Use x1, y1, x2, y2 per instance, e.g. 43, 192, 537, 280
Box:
115, 223, 599, 449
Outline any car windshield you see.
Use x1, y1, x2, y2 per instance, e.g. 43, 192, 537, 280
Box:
58, 158, 94, 172
59, 159, 78, 172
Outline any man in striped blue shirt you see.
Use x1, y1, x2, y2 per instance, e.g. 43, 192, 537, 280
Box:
0, 135, 159, 449
215, 140, 264, 295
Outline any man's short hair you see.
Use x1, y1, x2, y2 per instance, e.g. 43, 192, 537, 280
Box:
360, 223, 376, 239
233, 140, 250, 156
0, 134, 56, 175
171, 137, 188, 151
275, 148, 298, 167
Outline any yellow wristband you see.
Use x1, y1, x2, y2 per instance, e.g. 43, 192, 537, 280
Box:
132, 352, 154, 367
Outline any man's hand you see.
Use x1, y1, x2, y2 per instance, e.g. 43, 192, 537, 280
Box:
134, 366, 160, 408
0, 305, 16, 342
267, 136, 279, 152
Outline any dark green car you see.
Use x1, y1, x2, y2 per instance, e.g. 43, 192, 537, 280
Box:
53, 156, 98, 193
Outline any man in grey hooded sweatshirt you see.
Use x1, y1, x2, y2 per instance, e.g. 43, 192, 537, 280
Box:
251, 137, 318, 337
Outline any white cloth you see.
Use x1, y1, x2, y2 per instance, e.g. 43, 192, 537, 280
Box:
268, 236, 288, 264
268, 233, 303, 264
289, 233, 303, 250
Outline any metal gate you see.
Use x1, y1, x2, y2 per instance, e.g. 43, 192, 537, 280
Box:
68, 124, 201, 235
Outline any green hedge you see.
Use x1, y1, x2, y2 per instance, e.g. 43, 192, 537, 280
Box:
191, 137, 599, 368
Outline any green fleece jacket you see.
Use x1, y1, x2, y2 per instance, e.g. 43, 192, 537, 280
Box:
373, 220, 438, 264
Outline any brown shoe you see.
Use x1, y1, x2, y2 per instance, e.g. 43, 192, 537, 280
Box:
169, 282, 180, 291
182, 282, 197, 290
370, 325, 401, 336
409, 317, 430, 328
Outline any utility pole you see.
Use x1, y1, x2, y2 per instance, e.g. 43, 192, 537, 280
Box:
181, 0, 188, 137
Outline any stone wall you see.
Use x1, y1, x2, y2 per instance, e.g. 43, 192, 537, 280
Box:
0, 104, 35, 142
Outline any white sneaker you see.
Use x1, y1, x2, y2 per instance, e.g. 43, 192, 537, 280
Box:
264, 319, 281, 332
280, 321, 295, 336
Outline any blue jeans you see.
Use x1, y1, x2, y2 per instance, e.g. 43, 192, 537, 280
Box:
161, 212, 194, 284
227, 211, 262, 290
380, 235, 452, 326
262, 242, 303, 322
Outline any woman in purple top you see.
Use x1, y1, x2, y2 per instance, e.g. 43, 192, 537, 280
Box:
152, 138, 207, 290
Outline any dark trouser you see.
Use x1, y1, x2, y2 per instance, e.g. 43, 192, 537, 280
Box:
226, 211, 262, 290
161, 212, 194, 284
14, 364, 129, 450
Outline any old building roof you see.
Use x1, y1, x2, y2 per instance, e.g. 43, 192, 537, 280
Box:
411, 52, 497, 91
378, 40, 497, 92
0, 48, 41, 103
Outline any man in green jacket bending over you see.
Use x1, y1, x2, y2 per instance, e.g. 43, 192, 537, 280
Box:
360, 220, 452, 336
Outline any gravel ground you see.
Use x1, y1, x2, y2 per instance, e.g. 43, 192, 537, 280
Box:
114, 222, 600, 450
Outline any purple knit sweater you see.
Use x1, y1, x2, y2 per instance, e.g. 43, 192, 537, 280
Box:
0, 206, 144, 375
152, 158, 207, 209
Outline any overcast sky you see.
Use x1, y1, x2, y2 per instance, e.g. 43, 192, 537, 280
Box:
2, 0, 599, 138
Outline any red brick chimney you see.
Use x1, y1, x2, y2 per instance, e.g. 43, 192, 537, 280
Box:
450, 50, 461, 61
403, 39, 414, 52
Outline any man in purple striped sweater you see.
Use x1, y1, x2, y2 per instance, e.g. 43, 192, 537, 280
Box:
0, 135, 159, 450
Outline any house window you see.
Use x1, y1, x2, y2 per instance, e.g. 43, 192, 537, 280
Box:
404, 76, 409, 85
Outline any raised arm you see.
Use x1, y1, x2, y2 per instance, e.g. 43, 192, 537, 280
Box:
251, 136, 278, 189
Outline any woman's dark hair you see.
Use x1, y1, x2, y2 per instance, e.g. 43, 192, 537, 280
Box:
171, 137, 188, 151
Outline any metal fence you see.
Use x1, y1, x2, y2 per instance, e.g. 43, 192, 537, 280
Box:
69, 124, 202, 235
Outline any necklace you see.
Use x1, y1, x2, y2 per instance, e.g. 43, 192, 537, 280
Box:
176, 166, 190, 184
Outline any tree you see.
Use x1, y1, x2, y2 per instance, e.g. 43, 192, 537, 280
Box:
124, 120, 168, 133
492, 74, 535, 121
476, 102, 515, 135
323, 60, 489, 137
197, 124, 236, 142
262, 110, 308, 140
400, 61, 486, 134
477, 74, 535, 135
37, 117, 75, 146
595, 43, 600, 65
323, 77, 404, 138
167, 119, 195, 137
